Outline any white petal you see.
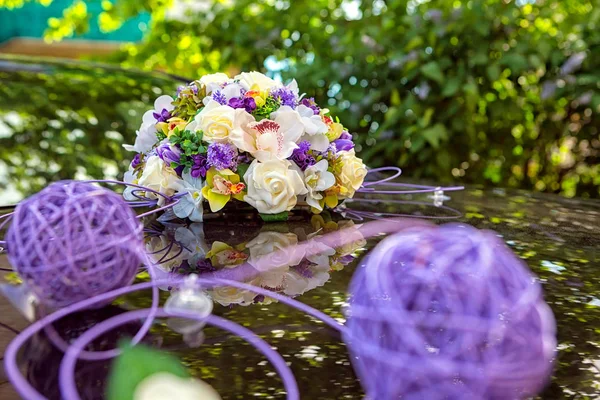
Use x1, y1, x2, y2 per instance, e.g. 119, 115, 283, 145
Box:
303, 133, 329, 152
173, 196, 194, 219
154, 95, 175, 112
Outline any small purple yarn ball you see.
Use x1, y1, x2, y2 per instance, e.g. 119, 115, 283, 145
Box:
6, 181, 144, 309
345, 224, 556, 400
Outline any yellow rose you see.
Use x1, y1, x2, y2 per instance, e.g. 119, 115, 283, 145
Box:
137, 156, 184, 205
336, 149, 367, 199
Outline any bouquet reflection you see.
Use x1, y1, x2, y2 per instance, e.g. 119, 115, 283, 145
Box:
144, 213, 366, 307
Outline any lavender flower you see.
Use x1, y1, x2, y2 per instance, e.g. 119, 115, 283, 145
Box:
271, 87, 298, 108
300, 97, 320, 115
212, 90, 227, 105
290, 141, 316, 171
191, 154, 209, 178
131, 153, 142, 169
156, 142, 181, 164
207, 142, 238, 171
153, 108, 171, 123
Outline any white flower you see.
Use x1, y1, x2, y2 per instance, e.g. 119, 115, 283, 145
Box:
123, 166, 139, 201
210, 285, 257, 307
200, 72, 230, 94
235, 71, 278, 91
173, 171, 204, 222
123, 95, 174, 153
337, 149, 368, 198
243, 159, 307, 214
246, 232, 303, 271
134, 372, 221, 400
231, 106, 303, 162
187, 100, 236, 143
137, 156, 184, 205
283, 268, 330, 297
286, 79, 300, 97
175, 223, 210, 261
302, 160, 335, 211
290, 104, 329, 152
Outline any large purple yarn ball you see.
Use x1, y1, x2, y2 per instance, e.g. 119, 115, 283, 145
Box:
345, 224, 556, 400
6, 181, 143, 308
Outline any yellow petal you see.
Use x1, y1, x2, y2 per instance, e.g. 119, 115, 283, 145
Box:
324, 194, 338, 209
206, 168, 218, 187
232, 192, 246, 201
205, 191, 230, 212
206, 241, 233, 259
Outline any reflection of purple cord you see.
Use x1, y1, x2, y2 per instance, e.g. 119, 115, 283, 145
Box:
59, 310, 299, 400
339, 198, 463, 221
4, 277, 347, 399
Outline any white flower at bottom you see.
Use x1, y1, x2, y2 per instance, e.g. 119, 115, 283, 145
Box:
134, 372, 221, 400
303, 159, 335, 211
243, 159, 307, 214
173, 171, 204, 222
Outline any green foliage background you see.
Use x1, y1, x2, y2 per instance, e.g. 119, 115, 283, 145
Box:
2, 0, 599, 198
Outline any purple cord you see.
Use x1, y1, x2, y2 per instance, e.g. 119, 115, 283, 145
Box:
59, 310, 299, 400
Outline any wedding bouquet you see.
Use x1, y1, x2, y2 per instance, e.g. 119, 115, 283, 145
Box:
123, 72, 367, 221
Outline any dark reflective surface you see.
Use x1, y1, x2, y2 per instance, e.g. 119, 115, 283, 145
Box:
0, 57, 598, 399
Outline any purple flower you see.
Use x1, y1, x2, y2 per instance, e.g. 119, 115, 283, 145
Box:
207, 142, 238, 171
292, 259, 315, 278
196, 258, 216, 273
191, 154, 209, 178
131, 153, 142, 169
300, 97, 320, 115
156, 142, 181, 164
339, 131, 353, 141
290, 141, 316, 171
229, 97, 257, 113
228, 97, 244, 109
271, 87, 297, 108
212, 90, 227, 105
237, 152, 252, 165
333, 139, 355, 151
153, 108, 171, 123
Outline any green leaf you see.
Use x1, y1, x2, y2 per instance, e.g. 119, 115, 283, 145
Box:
421, 123, 448, 148
237, 163, 250, 183
260, 211, 289, 222
421, 62, 444, 84
420, 107, 435, 128
486, 64, 500, 81
441, 77, 461, 97
106, 343, 189, 400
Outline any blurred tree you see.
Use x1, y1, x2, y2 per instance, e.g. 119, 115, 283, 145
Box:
1, 0, 599, 198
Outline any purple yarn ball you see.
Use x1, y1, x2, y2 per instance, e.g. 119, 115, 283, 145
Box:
6, 181, 144, 309
345, 224, 556, 400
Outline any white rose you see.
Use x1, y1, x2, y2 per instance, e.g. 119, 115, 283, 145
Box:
303, 159, 335, 211
243, 159, 308, 214
246, 231, 302, 271
283, 269, 330, 297
134, 372, 221, 400
211, 285, 257, 307
200, 72, 230, 94
189, 100, 236, 143
138, 156, 184, 205
235, 71, 279, 91
337, 149, 368, 198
